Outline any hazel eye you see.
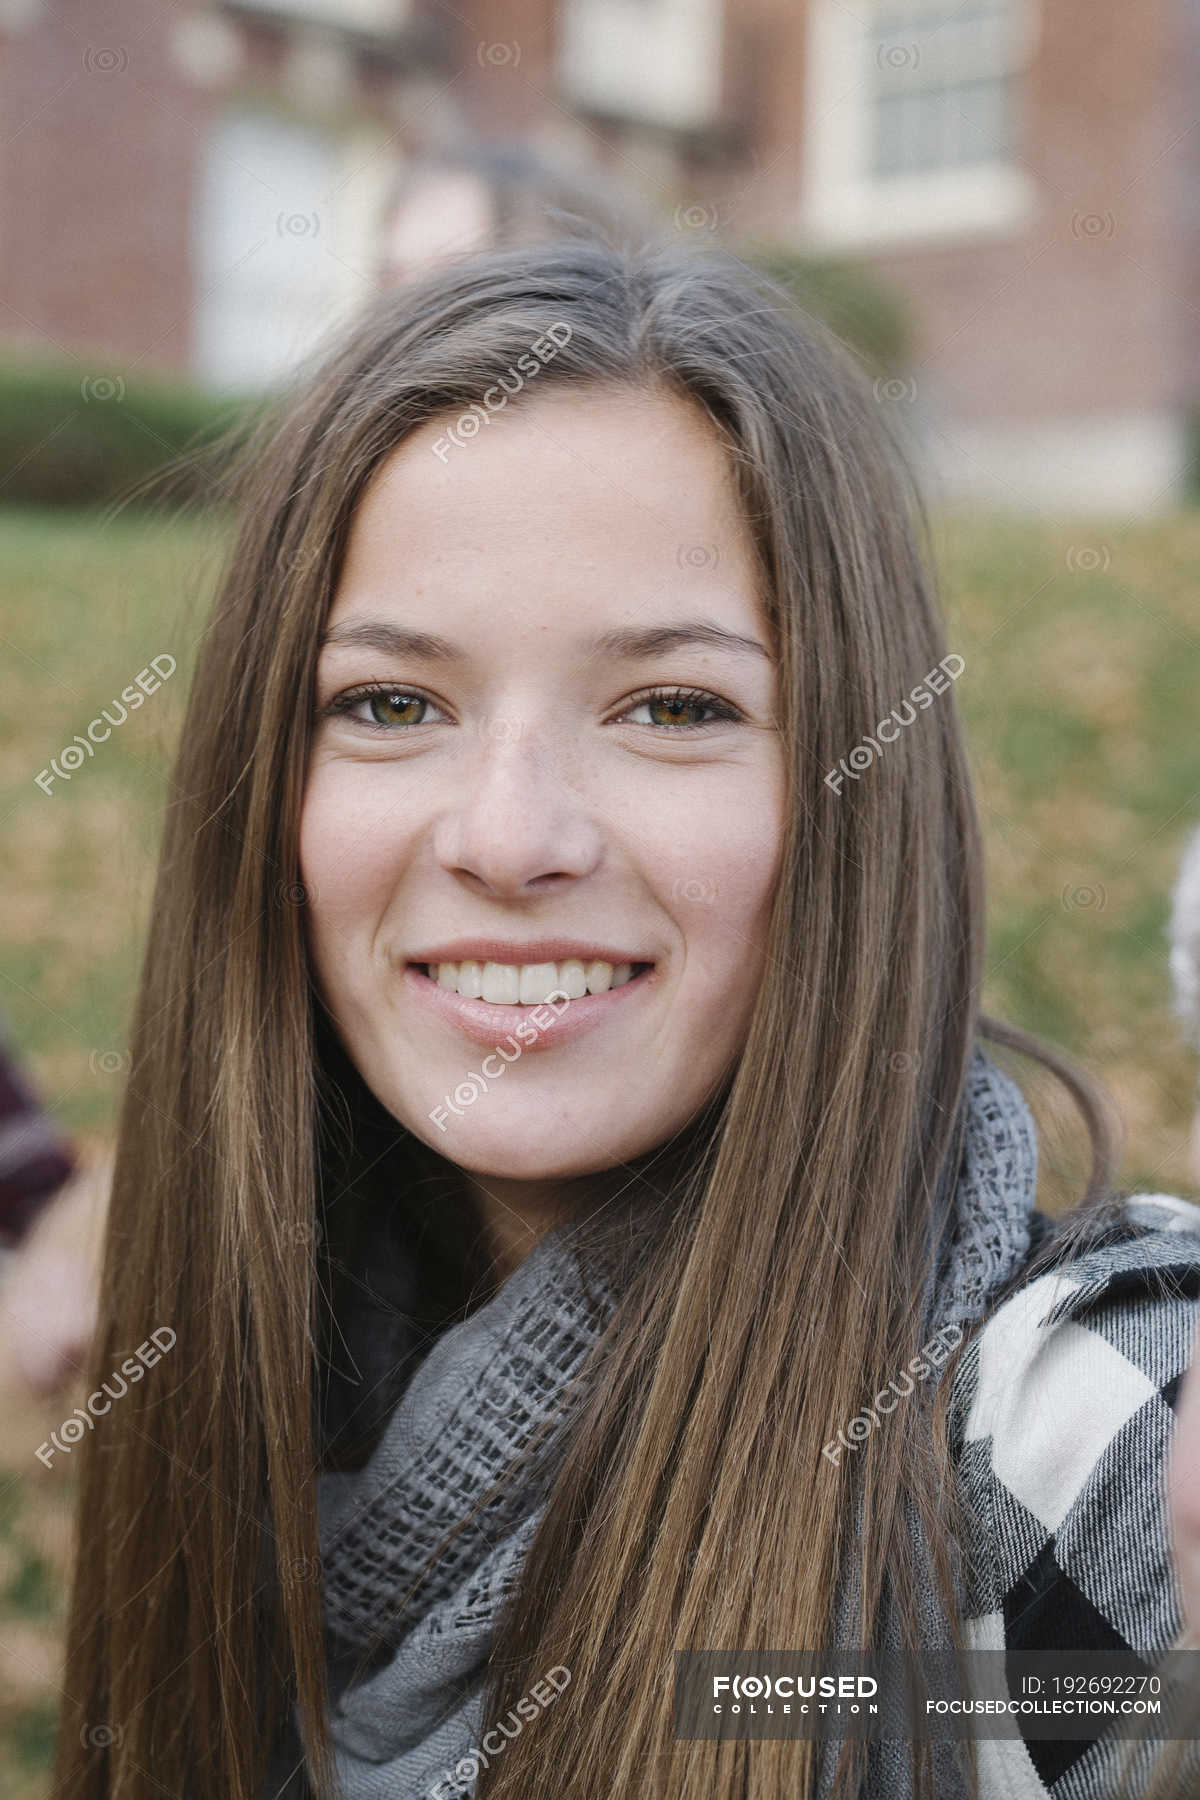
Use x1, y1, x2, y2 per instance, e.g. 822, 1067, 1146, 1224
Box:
322, 685, 446, 730
620, 686, 744, 731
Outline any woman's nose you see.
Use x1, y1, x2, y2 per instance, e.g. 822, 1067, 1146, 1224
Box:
429, 722, 606, 895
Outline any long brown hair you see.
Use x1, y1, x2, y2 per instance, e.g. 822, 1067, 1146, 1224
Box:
54, 237, 1131, 1799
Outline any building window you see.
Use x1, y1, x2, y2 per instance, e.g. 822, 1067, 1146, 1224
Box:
191, 108, 385, 390
802, 0, 1038, 250
557, 0, 723, 133
868, 1, 1017, 177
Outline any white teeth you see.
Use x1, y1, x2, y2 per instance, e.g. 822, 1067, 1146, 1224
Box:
428, 958, 640, 1002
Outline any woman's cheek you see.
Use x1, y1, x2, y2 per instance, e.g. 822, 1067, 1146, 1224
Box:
299, 765, 399, 923
676, 794, 783, 933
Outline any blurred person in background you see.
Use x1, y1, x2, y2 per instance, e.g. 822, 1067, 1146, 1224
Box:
0, 1014, 105, 1396
374, 136, 660, 289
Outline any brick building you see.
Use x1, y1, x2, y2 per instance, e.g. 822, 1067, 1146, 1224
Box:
0, 0, 1195, 511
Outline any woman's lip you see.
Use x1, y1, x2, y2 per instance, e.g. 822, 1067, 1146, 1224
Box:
407, 940, 654, 967
402, 960, 657, 1051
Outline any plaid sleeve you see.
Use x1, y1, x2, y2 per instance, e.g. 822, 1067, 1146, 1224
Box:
950, 1194, 1200, 1799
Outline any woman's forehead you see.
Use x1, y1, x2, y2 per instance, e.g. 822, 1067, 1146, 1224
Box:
330, 385, 761, 621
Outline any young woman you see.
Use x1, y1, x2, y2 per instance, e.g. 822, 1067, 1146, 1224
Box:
53, 238, 1200, 1800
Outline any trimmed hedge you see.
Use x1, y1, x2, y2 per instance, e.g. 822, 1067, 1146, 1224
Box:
0, 354, 262, 508
742, 245, 913, 375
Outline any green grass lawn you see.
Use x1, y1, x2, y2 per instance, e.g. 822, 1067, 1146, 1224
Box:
928, 505, 1200, 1199
1, 497, 1199, 1792
0, 503, 230, 1135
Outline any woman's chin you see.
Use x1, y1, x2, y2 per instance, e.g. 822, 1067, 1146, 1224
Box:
406, 1106, 643, 1185
422, 1138, 614, 1186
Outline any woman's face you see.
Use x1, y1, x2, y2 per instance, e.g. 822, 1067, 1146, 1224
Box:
301, 382, 788, 1186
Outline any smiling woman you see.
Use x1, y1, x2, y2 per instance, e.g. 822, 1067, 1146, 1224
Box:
51, 239, 1200, 1800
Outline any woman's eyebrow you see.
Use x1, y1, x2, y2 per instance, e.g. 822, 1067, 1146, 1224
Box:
320, 621, 464, 659
319, 619, 772, 662
588, 622, 772, 663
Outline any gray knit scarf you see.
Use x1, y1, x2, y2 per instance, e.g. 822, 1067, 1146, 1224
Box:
263, 1044, 1041, 1800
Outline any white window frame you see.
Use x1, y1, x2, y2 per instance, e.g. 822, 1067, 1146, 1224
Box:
190, 106, 390, 391
801, 0, 1040, 252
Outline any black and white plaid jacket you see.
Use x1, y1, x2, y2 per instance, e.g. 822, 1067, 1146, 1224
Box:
948, 1189, 1200, 1798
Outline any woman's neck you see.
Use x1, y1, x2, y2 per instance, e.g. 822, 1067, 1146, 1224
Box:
461, 1169, 609, 1285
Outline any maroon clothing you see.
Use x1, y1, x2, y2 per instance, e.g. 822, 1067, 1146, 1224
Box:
0, 1019, 76, 1246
